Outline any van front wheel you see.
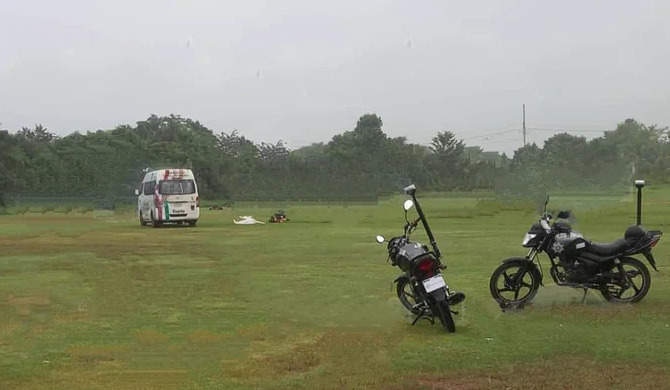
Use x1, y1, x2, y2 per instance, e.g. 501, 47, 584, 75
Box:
188, 220, 197, 227
139, 211, 148, 226
151, 211, 163, 228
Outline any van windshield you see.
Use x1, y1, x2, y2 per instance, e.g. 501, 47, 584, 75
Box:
159, 180, 196, 195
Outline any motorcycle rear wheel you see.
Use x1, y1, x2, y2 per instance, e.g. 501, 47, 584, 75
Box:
396, 278, 422, 314
435, 301, 456, 333
600, 257, 651, 303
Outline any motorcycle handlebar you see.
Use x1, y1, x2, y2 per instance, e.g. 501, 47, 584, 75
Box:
540, 219, 551, 233
404, 219, 420, 236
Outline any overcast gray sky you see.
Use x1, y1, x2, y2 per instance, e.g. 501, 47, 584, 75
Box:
1, 0, 669, 154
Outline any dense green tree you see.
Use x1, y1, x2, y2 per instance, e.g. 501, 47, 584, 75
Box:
602, 119, 669, 180
1, 114, 666, 205
427, 131, 467, 190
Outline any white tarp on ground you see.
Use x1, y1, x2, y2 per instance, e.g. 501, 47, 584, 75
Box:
233, 216, 265, 225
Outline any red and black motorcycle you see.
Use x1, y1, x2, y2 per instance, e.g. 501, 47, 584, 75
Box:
375, 184, 465, 332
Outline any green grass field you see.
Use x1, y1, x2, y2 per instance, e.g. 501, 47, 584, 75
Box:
1, 188, 670, 389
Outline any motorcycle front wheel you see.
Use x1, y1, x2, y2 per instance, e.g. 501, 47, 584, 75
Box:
434, 301, 456, 333
600, 257, 651, 303
489, 259, 541, 308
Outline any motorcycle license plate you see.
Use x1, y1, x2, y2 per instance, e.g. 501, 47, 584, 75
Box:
422, 275, 446, 293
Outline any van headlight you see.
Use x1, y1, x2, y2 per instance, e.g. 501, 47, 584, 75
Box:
522, 233, 537, 246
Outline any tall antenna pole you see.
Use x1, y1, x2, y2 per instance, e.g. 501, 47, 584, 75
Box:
522, 104, 526, 146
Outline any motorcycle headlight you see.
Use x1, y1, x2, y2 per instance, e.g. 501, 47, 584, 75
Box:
522, 233, 537, 246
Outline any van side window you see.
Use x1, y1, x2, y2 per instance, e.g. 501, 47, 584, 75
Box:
143, 181, 156, 195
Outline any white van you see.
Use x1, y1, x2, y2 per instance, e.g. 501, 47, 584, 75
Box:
135, 169, 200, 227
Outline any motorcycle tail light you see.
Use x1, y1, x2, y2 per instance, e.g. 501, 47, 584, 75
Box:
418, 258, 435, 278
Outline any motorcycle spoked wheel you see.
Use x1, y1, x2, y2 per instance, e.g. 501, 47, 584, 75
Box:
489, 259, 541, 307
600, 257, 651, 303
434, 301, 456, 333
396, 278, 422, 314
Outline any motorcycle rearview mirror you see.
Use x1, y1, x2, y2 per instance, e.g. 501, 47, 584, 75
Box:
403, 199, 414, 211
557, 210, 571, 219
375, 235, 386, 244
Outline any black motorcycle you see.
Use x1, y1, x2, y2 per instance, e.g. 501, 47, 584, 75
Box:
490, 190, 662, 309
375, 184, 465, 332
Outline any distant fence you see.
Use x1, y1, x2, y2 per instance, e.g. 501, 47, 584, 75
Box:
5, 192, 387, 213
10, 195, 136, 212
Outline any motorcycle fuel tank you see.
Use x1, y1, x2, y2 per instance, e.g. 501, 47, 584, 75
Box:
547, 232, 588, 259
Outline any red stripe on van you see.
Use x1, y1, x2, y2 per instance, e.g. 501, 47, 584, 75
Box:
155, 179, 163, 220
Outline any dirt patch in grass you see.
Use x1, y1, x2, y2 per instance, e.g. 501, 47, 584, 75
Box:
5, 292, 52, 316
133, 329, 170, 346
186, 330, 225, 344
6, 293, 51, 307
67, 345, 130, 367
223, 329, 399, 388
393, 357, 670, 390
0, 320, 21, 345
224, 331, 322, 380
250, 342, 321, 376
235, 323, 271, 341
0, 231, 215, 260
4, 369, 187, 390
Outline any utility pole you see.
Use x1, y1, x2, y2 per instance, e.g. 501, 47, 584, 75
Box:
522, 104, 526, 146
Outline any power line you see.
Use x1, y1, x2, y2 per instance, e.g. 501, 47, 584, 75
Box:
528, 128, 608, 133
460, 129, 518, 140
454, 126, 608, 144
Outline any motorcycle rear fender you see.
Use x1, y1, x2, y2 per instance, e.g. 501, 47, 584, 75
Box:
394, 274, 410, 284
429, 287, 447, 302
642, 250, 660, 272
395, 273, 448, 302
502, 257, 544, 286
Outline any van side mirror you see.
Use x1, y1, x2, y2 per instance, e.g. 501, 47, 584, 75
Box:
135, 189, 140, 196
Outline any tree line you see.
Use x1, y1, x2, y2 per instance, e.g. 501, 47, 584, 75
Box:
0, 114, 667, 207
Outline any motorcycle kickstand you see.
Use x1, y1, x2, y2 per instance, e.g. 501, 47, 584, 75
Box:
411, 312, 423, 326
411, 307, 435, 326
580, 288, 589, 304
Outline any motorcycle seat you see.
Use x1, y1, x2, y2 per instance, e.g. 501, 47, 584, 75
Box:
586, 238, 629, 257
